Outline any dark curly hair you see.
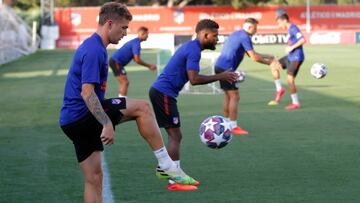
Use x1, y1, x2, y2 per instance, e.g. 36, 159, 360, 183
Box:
98, 2, 132, 25
195, 19, 219, 34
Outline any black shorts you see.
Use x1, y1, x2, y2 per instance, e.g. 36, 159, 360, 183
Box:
109, 58, 127, 76
149, 87, 181, 128
215, 67, 239, 90
279, 56, 303, 77
60, 98, 126, 162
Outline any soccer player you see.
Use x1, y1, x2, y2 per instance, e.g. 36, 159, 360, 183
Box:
149, 19, 238, 191
59, 3, 196, 202
109, 26, 157, 97
215, 18, 278, 135
268, 13, 306, 109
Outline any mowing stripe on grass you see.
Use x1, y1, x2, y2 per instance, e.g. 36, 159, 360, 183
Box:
102, 152, 115, 203
1, 66, 151, 78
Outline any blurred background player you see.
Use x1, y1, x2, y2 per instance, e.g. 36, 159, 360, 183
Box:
59, 3, 196, 201
109, 26, 157, 97
268, 13, 306, 110
215, 18, 279, 135
149, 19, 238, 191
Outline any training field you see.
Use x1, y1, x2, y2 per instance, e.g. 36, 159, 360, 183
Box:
0, 45, 359, 202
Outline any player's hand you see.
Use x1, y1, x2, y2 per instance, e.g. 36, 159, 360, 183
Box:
149, 64, 157, 72
220, 70, 238, 83
285, 46, 293, 53
100, 123, 115, 145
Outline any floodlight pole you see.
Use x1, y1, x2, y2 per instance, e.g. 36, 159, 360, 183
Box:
306, 0, 311, 33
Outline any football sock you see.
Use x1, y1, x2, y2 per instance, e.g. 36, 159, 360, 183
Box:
118, 94, 127, 98
224, 117, 230, 122
274, 79, 282, 91
291, 93, 300, 104
154, 147, 174, 170
230, 120, 238, 129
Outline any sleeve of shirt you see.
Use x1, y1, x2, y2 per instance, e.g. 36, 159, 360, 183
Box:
242, 35, 254, 51
132, 41, 141, 56
186, 48, 201, 72
81, 49, 101, 84
292, 25, 304, 40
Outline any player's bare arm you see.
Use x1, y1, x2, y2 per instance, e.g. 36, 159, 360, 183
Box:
246, 50, 275, 65
81, 83, 114, 145
286, 37, 306, 53
133, 55, 157, 71
188, 70, 237, 85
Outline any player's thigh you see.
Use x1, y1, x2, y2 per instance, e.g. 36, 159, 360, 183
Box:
61, 114, 104, 163
215, 67, 239, 91
287, 61, 303, 77
79, 151, 102, 178
101, 98, 125, 125
119, 98, 152, 122
109, 58, 127, 76
279, 56, 290, 70
149, 88, 180, 128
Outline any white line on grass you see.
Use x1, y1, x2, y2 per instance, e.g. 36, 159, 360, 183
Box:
2, 70, 54, 78
102, 152, 115, 203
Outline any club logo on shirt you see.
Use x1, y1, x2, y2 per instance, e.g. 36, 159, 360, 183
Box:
173, 117, 179, 125
112, 99, 122, 105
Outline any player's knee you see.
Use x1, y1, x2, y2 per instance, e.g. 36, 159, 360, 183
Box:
169, 131, 182, 142
139, 100, 152, 115
230, 94, 240, 102
287, 75, 295, 83
84, 170, 102, 187
121, 79, 129, 87
119, 77, 129, 85
235, 94, 240, 101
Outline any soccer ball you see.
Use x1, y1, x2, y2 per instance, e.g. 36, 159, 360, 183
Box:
311, 63, 328, 79
235, 70, 246, 83
199, 115, 233, 149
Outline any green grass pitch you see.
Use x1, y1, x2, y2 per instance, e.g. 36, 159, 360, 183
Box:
0, 45, 359, 202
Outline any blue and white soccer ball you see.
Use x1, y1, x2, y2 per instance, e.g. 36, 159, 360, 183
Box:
235, 70, 246, 83
199, 115, 233, 149
311, 63, 328, 79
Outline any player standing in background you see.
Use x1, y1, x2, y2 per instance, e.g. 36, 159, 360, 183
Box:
268, 13, 306, 109
109, 26, 157, 97
215, 18, 279, 135
60, 3, 196, 202
149, 19, 238, 191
